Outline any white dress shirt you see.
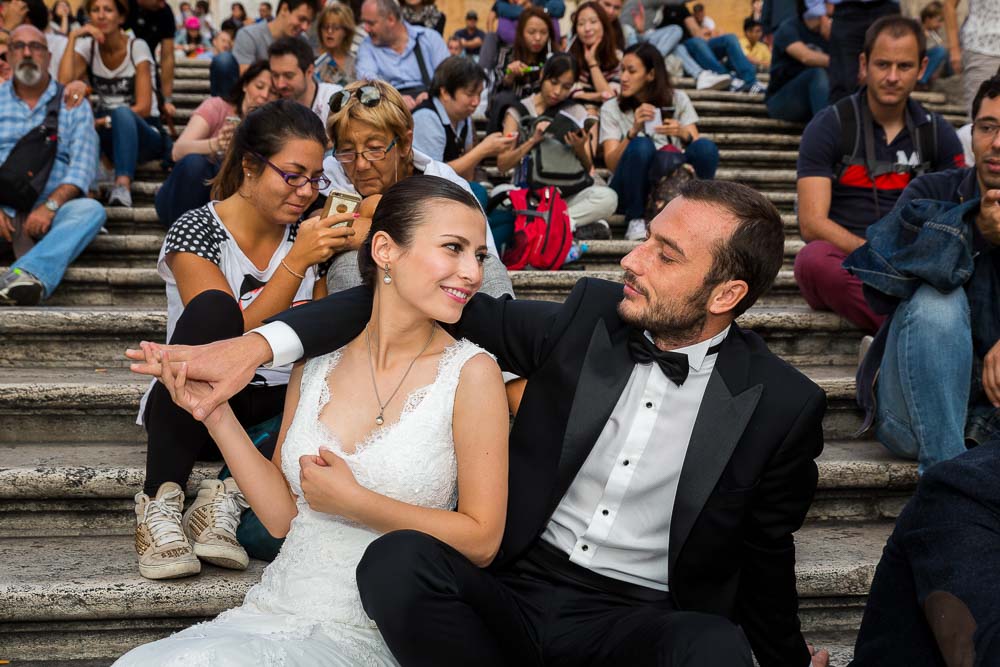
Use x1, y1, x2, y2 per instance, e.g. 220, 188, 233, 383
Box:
541, 326, 730, 591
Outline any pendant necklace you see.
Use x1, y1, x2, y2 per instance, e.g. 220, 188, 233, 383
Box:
365, 323, 437, 426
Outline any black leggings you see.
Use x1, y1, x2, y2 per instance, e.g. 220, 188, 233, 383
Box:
142, 290, 287, 497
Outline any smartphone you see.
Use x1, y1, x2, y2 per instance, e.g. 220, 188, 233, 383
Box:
643, 108, 662, 136
660, 106, 676, 119
322, 191, 362, 226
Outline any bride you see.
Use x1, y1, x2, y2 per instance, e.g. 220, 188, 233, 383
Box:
114, 175, 509, 666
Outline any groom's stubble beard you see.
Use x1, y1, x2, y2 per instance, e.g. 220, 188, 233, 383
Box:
618, 269, 714, 346
14, 59, 43, 87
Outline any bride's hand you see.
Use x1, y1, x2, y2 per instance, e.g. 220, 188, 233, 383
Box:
299, 448, 362, 517
157, 348, 234, 429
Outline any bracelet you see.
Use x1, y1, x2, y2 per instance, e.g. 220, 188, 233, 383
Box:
280, 259, 305, 280
588, 62, 600, 69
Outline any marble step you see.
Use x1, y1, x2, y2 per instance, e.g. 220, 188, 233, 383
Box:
0, 303, 863, 369
0, 366, 865, 445
0, 438, 914, 538
0, 523, 889, 664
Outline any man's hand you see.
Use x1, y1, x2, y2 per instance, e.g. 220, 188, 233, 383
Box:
479, 131, 517, 157
0, 209, 13, 243
631, 2, 645, 32
983, 339, 1000, 407
24, 204, 54, 238
299, 448, 362, 517
157, 348, 235, 430
125, 333, 273, 419
808, 645, 830, 667
402, 94, 417, 110
63, 81, 89, 109
162, 101, 177, 118
949, 47, 962, 74
976, 189, 1000, 245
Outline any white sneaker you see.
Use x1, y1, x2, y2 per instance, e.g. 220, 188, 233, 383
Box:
696, 71, 731, 90
858, 335, 874, 368
728, 77, 746, 92
134, 482, 201, 580
625, 218, 648, 241
183, 478, 250, 570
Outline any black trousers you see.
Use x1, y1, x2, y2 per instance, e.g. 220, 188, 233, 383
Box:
142, 290, 286, 496
827, 0, 900, 104
357, 530, 754, 667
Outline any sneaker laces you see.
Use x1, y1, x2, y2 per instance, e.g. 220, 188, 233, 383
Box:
142, 488, 187, 547
209, 488, 250, 536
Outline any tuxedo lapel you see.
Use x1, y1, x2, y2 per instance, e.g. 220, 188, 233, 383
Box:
668, 330, 762, 572
549, 319, 634, 515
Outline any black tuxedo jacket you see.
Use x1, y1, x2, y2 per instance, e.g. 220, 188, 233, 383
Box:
270, 278, 826, 667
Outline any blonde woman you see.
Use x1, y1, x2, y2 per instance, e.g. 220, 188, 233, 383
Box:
313, 1, 358, 86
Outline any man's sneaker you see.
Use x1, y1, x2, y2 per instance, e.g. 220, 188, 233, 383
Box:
575, 219, 612, 240
107, 184, 132, 207
741, 81, 767, 94
625, 218, 648, 241
183, 478, 250, 570
134, 482, 201, 580
858, 335, 874, 368
696, 71, 731, 90
0, 269, 44, 306
728, 77, 747, 92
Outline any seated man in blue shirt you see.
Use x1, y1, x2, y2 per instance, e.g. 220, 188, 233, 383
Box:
356, 0, 450, 110
845, 74, 1000, 473
412, 56, 515, 182
0, 24, 104, 306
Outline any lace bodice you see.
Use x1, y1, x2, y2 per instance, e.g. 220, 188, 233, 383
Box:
215, 338, 488, 642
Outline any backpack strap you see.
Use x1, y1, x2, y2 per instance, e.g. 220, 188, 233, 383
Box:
412, 33, 432, 89
832, 93, 861, 180
43, 83, 64, 132
910, 102, 939, 175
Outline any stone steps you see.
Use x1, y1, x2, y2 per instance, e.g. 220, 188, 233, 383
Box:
0, 524, 887, 664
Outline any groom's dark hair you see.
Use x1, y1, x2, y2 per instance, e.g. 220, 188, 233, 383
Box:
358, 175, 484, 289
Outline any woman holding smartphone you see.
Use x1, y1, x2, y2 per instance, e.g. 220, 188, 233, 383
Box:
600, 42, 719, 241
155, 61, 276, 228
130, 100, 357, 581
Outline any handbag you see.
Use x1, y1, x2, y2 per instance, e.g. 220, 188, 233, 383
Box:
0, 84, 62, 212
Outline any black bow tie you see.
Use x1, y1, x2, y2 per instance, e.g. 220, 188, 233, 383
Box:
627, 329, 723, 387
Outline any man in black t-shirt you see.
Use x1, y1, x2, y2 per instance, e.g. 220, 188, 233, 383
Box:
764, 3, 830, 122
451, 10, 484, 56
126, 0, 176, 120
794, 16, 964, 334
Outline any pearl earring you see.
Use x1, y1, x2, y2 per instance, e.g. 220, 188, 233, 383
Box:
382, 264, 392, 285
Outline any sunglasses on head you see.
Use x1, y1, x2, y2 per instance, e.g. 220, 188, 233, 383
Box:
328, 85, 383, 115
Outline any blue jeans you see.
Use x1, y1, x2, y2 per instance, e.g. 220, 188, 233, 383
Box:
155, 154, 220, 228
97, 106, 166, 180
876, 284, 972, 473
765, 67, 830, 123
683, 34, 756, 84
611, 137, 718, 220
646, 26, 704, 76
210, 51, 239, 98
11, 198, 106, 298
921, 45, 951, 85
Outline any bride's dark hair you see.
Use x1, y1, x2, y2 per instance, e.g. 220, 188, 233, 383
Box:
358, 175, 484, 289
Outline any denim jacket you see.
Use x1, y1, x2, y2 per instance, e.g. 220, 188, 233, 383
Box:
843, 168, 998, 437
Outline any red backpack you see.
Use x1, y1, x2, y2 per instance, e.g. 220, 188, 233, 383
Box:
500, 187, 572, 271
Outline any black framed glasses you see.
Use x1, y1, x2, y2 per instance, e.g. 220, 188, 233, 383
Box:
10, 41, 47, 54
973, 120, 1000, 139
333, 137, 398, 164
329, 85, 383, 115
251, 152, 332, 189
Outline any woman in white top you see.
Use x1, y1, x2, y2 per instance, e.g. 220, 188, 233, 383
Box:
58, 0, 167, 208
131, 100, 358, 582
600, 42, 719, 240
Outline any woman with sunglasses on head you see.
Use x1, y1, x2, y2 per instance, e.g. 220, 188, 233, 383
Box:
127, 100, 357, 583
116, 174, 509, 667
321, 79, 513, 298
154, 60, 276, 227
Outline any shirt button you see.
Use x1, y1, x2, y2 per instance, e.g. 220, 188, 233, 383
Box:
581, 544, 589, 551
602, 509, 609, 516
645, 401, 653, 409
623, 459, 630, 466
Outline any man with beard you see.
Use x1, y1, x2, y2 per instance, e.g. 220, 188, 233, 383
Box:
128, 179, 831, 666
794, 15, 965, 335
0, 24, 104, 305
267, 36, 341, 127
844, 74, 1000, 474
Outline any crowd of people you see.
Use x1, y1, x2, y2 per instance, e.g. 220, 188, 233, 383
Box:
3, 0, 1000, 664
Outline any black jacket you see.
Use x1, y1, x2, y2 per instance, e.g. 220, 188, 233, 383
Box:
270, 277, 827, 667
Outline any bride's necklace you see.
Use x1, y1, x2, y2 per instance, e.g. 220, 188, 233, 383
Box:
365, 323, 437, 426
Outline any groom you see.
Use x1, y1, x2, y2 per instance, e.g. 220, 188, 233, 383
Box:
131, 180, 827, 666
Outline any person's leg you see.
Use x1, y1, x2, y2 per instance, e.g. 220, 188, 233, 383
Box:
806, 67, 831, 117
10, 198, 106, 299
142, 290, 246, 496
766, 68, 826, 122
792, 240, 886, 333
611, 137, 657, 221
134, 114, 167, 164
708, 33, 757, 84
875, 283, 971, 473
683, 37, 728, 75
109, 105, 142, 182
209, 50, 239, 98
672, 44, 704, 77
683, 138, 719, 179
921, 45, 948, 85
357, 530, 543, 666
155, 154, 220, 228
645, 25, 683, 59
961, 50, 1000, 117
564, 185, 618, 229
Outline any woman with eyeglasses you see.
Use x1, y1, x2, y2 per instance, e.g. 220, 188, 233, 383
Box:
321, 79, 513, 297
313, 2, 358, 87
128, 100, 356, 582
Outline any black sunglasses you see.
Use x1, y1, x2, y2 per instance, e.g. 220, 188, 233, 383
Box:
329, 85, 383, 115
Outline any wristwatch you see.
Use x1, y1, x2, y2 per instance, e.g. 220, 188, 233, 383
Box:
44, 199, 60, 213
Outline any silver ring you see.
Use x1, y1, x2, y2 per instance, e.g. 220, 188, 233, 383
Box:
72, 94, 80, 100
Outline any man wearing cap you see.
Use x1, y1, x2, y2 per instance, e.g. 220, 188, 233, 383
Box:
452, 10, 484, 58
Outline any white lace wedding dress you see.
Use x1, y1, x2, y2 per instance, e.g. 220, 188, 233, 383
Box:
114, 339, 488, 667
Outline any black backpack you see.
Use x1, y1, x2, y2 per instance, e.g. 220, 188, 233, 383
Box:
0, 83, 63, 213
511, 100, 594, 197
